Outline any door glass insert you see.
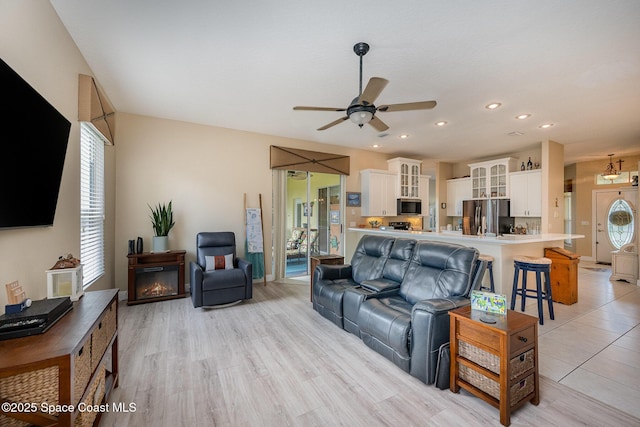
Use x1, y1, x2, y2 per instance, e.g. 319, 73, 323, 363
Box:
285, 171, 343, 278
607, 199, 634, 249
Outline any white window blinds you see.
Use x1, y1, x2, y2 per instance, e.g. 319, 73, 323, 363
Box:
80, 122, 106, 287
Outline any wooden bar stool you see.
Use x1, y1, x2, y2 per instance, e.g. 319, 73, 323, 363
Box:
510, 255, 554, 325
478, 254, 495, 292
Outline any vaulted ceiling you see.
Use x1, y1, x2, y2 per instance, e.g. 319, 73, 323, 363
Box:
50, 0, 640, 166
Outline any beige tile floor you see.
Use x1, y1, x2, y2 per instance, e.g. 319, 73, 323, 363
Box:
521, 260, 640, 419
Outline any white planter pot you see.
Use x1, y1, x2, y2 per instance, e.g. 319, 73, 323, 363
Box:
153, 236, 168, 252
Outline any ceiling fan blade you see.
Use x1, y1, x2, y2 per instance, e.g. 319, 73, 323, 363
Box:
377, 100, 437, 112
293, 106, 347, 112
317, 116, 349, 131
359, 77, 389, 105
368, 116, 389, 132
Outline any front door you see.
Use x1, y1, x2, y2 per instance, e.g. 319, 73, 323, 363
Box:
594, 189, 637, 263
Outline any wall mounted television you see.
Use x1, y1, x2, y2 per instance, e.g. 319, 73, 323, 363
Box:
0, 58, 71, 229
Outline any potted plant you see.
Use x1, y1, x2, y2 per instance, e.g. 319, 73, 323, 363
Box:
149, 201, 175, 252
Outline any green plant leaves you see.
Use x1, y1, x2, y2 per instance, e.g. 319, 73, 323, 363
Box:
149, 200, 175, 236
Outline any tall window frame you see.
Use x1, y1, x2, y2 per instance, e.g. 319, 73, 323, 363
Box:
80, 122, 106, 287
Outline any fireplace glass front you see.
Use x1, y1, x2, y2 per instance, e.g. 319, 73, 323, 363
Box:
135, 265, 179, 300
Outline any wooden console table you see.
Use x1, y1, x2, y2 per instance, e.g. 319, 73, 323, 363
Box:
449, 306, 539, 426
0, 289, 118, 427
310, 255, 344, 302
127, 250, 186, 305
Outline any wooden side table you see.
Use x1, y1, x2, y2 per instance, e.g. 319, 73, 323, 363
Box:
309, 255, 344, 302
449, 306, 539, 426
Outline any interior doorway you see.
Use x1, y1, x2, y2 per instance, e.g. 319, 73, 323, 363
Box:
593, 188, 637, 264
283, 171, 343, 278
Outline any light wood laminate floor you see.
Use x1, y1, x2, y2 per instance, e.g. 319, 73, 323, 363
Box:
100, 262, 640, 426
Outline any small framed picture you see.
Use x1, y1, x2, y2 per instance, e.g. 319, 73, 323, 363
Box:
346, 192, 361, 207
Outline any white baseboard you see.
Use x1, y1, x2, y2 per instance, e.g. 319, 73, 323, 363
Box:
118, 290, 128, 301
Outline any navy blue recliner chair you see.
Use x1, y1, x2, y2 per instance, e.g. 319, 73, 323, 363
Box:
190, 232, 252, 307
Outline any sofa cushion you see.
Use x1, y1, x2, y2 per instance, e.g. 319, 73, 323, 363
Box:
357, 296, 413, 372
202, 268, 247, 291
381, 238, 416, 283
400, 241, 477, 305
350, 235, 395, 284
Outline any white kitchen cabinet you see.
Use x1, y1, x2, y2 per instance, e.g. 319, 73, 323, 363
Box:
468, 157, 516, 199
509, 170, 542, 217
446, 177, 471, 217
387, 157, 422, 199
361, 169, 397, 216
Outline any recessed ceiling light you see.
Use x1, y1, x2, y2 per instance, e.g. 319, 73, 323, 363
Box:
485, 102, 502, 110
372, 144, 381, 148
399, 134, 409, 139
515, 114, 531, 120
508, 131, 524, 136
435, 121, 447, 127
539, 123, 554, 129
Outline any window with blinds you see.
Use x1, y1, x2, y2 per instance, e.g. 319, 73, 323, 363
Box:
80, 122, 106, 287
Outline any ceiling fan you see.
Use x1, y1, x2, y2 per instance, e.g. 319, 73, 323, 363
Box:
293, 42, 437, 132
287, 170, 307, 180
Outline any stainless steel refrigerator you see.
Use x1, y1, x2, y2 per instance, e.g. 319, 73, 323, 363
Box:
462, 199, 514, 236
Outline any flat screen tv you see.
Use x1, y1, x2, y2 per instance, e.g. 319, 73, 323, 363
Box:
0, 58, 71, 229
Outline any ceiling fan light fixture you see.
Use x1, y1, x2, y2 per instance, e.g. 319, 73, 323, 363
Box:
349, 110, 373, 126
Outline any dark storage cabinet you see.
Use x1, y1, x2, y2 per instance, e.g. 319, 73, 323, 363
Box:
544, 247, 580, 305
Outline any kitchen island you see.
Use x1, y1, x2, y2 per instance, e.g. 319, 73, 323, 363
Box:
347, 228, 584, 298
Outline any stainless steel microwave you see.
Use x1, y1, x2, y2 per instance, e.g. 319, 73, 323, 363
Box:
397, 199, 422, 215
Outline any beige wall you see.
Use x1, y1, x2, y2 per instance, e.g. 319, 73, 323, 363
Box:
0, 1, 392, 305
0, 1, 117, 307
114, 113, 391, 290
542, 140, 565, 234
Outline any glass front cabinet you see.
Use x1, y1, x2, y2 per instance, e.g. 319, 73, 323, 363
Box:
387, 157, 422, 199
468, 158, 516, 199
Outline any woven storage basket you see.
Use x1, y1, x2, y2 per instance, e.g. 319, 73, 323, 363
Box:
0, 366, 59, 412
510, 374, 535, 405
74, 364, 105, 427
73, 341, 92, 404
0, 414, 30, 427
459, 364, 500, 400
91, 301, 116, 370
459, 341, 500, 374
510, 349, 534, 379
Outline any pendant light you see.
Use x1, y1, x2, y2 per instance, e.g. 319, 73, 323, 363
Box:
601, 154, 620, 181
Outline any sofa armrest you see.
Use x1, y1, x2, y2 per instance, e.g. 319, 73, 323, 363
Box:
314, 264, 352, 281
360, 278, 401, 293
190, 261, 204, 307
409, 296, 471, 384
413, 296, 471, 316
237, 257, 252, 280
190, 260, 204, 284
